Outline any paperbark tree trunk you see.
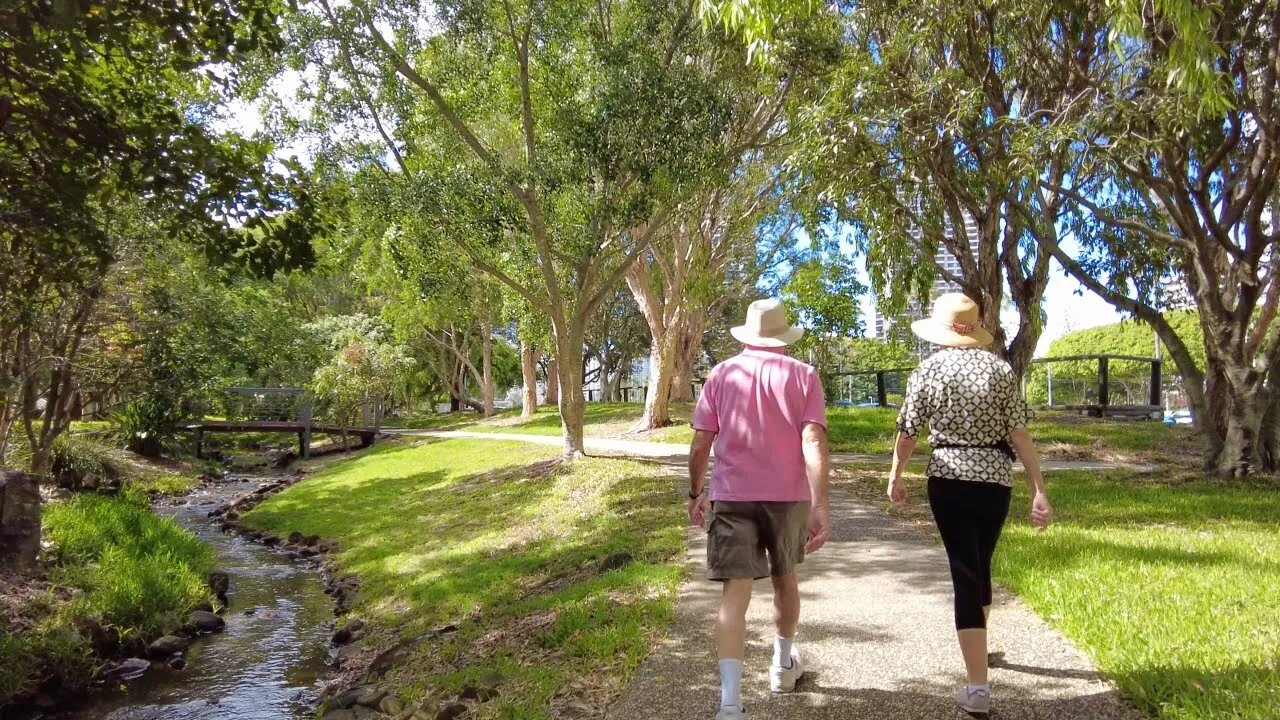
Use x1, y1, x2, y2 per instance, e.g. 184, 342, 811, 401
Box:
669, 312, 708, 403
481, 318, 495, 418
520, 341, 539, 417
640, 330, 678, 429
543, 357, 560, 406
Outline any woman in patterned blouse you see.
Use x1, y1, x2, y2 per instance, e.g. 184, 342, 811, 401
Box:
887, 293, 1054, 716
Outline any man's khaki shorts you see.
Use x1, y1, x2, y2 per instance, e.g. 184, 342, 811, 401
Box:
706, 500, 811, 581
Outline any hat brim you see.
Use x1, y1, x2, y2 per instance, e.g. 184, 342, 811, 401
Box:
910, 319, 994, 348
730, 325, 805, 348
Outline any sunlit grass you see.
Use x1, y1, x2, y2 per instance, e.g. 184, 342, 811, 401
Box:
388, 404, 1195, 463
836, 469, 1280, 720
242, 438, 685, 717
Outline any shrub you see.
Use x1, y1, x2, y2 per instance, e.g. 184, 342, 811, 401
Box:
49, 434, 128, 488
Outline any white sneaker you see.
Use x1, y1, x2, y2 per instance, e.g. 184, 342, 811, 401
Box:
955, 685, 990, 714
715, 706, 747, 720
769, 646, 804, 693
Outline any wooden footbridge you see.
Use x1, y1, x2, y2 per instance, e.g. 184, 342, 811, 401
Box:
185, 387, 381, 459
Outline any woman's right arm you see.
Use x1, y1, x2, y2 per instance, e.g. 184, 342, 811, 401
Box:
1010, 427, 1053, 529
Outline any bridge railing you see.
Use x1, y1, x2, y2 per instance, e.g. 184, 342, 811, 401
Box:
220, 387, 312, 424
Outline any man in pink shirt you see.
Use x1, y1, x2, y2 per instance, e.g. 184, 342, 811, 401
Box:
687, 298, 831, 720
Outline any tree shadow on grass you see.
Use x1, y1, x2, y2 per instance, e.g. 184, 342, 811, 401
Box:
1102, 660, 1280, 720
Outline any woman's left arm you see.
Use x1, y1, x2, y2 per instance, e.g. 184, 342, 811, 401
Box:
1010, 427, 1053, 529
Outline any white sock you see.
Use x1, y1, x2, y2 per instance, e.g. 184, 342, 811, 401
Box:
967, 683, 990, 695
719, 658, 743, 709
773, 635, 794, 668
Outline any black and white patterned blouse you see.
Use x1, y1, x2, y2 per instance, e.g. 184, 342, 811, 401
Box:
896, 348, 1032, 486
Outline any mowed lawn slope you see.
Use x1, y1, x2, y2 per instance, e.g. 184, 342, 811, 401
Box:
837, 468, 1280, 720
389, 404, 1198, 463
241, 438, 685, 718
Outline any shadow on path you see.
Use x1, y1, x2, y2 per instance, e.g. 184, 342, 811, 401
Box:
606, 489, 1140, 720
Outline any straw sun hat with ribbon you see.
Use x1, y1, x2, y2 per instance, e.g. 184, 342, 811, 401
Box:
730, 298, 805, 348
910, 293, 994, 348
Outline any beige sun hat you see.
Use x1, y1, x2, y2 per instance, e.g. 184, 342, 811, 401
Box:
730, 298, 805, 348
910, 293, 994, 348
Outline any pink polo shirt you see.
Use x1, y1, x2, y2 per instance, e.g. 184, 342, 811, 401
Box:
691, 346, 826, 502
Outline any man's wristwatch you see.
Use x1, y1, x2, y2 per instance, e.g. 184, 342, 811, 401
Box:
688, 487, 706, 499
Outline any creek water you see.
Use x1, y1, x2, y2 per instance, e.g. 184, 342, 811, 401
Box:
59, 474, 334, 720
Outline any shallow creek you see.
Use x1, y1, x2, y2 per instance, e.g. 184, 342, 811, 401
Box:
57, 474, 334, 720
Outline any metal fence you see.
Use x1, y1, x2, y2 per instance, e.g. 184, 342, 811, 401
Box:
1026, 355, 1163, 418
827, 368, 914, 408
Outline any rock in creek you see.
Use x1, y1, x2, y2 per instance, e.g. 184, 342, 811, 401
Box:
147, 635, 191, 658
101, 657, 151, 682
189, 610, 226, 633
207, 570, 230, 599
331, 684, 386, 710
331, 618, 365, 645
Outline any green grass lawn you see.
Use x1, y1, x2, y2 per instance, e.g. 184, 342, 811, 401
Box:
388, 404, 1197, 463
241, 437, 685, 718
836, 468, 1280, 720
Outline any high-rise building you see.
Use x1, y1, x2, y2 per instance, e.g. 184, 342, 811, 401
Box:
873, 213, 981, 341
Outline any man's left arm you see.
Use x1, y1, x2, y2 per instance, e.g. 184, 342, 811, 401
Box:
687, 429, 715, 527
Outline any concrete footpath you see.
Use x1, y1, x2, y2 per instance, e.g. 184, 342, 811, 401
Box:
391, 430, 1142, 719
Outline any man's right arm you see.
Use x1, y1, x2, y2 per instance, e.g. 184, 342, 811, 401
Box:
802, 422, 830, 553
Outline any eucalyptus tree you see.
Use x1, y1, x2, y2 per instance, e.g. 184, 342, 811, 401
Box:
271, 0, 733, 457
1030, 0, 1280, 475
621, 23, 835, 430
708, 0, 1112, 378
0, 0, 319, 473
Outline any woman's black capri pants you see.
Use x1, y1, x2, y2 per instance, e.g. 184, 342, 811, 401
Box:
927, 477, 1012, 630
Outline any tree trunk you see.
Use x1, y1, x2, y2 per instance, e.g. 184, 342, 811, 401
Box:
637, 329, 678, 430
602, 366, 622, 403
554, 334, 586, 458
481, 318, 495, 418
520, 341, 539, 418
544, 357, 560, 406
669, 314, 708, 403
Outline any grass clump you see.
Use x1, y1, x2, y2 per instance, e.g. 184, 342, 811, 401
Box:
836, 469, 1280, 720
49, 433, 130, 486
1, 491, 215, 709
44, 490, 215, 636
0, 618, 97, 706
242, 438, 685, 718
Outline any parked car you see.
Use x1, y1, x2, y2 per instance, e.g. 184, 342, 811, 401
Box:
1163, 409, 1194, 425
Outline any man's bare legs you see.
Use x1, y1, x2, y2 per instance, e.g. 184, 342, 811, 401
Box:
772, 572, 800, 639
716, 579, 753, 712
771, 572, 801, 680
717, 579, 754, 660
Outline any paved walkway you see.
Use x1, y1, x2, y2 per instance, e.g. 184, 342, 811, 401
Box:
386, 430, 1155, 473
392, 429, 1142, 719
